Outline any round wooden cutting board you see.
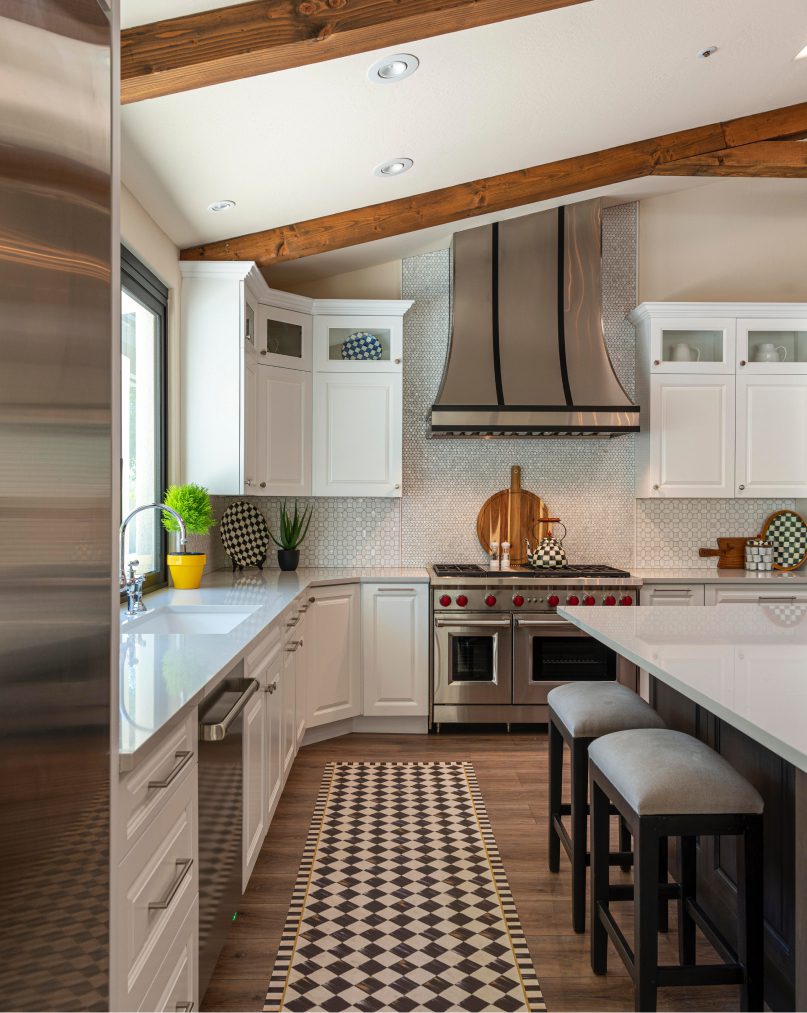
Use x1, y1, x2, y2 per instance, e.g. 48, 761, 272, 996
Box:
476, 465, 555, 565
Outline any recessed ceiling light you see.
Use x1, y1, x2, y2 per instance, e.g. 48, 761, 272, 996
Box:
207, 199, 236, 212
697, 45, 718, 59
368, 53, 419, 84
374, 158, 414, 178
796, 43, 807, 60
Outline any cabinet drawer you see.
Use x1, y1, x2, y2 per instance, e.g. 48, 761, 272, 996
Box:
706, 585, 807, 605
640, 584, 705, 606
118, 770, 197, 1008
118, 712, 196, 854
138, 898, 198, 1012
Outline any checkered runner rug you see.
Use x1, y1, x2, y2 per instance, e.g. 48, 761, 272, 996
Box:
264, 761, 545, 1012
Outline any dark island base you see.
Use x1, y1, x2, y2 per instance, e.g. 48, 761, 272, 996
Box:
651, 677, 806, 1012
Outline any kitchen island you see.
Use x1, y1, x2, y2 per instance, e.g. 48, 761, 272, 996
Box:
558, 602, 807, 1012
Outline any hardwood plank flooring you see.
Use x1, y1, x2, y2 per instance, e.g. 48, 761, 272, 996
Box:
202, 731, 739, 1012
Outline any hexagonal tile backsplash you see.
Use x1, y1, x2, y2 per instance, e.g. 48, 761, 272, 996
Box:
204, 204, 792, 571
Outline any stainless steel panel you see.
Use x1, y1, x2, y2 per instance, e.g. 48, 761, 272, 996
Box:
433, 614, 512, 706
433, 703, 549, 725
0, 2, 114, 1009
513, 618, 591, 705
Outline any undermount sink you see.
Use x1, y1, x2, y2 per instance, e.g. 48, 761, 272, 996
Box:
120, 605, 254, 636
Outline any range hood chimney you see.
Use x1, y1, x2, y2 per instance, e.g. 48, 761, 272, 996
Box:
430, 199, 639, 438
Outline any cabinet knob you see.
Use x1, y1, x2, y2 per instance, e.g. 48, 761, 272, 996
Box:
260, 481, 267, 488
739, 360, 747, 366
260, 350, 267, 356
394, 483, 400, 489
394, 357, 401, 364
245, 479, 252, 486
309, 596, 315, 603
739, 484, 745, 491
652, 484, 659, 491
653, 359, 660, 367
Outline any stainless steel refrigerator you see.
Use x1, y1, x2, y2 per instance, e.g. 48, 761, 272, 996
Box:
0, 1, 116, 1009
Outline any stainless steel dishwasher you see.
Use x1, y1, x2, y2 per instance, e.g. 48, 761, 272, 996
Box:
197, 664, 259, 1000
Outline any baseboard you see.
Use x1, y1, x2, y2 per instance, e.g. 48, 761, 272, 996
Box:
301, 714, 428, 746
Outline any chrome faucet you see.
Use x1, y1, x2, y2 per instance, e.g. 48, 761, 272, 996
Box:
120, 503, 187, 616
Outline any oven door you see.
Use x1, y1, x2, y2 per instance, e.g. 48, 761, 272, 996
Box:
433, 614, 513, 705
513, 615, 616, 704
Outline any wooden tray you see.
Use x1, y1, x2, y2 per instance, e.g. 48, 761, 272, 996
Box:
476, 466, 555, 565
698, 537, 747, 569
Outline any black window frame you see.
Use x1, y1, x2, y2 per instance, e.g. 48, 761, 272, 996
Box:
120, 245, 169, 593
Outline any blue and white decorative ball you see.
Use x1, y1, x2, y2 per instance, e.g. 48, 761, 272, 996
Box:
341, 331, 383, 360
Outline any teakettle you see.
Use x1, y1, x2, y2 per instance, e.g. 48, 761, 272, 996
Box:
526, 520, 568, 568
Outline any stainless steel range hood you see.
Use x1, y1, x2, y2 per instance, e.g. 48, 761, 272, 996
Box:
430, 200, 639, 438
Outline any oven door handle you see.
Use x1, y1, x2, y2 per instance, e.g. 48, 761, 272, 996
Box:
515, 618, 572, 628
434, 618, 511, 628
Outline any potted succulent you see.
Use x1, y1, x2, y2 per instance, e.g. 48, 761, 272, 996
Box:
270, 500, 312, 571
162, 483, 216, 589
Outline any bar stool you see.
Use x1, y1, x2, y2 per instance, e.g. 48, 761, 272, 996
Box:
547, 681, 667, 933
589, 728, 764, 1012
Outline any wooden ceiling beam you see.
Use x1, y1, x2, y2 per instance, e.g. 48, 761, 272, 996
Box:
653, 140, 807, 178
121, 0, 592, 104
179, 101, 807, 269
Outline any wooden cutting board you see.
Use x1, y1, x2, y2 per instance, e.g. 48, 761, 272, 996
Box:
698, 537, 748, 569
476, 466, 556, 565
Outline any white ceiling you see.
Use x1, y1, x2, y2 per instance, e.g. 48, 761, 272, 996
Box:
121, 0, 807, 277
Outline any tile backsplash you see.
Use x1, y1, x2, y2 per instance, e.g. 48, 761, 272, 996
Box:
200, 204, 791, 572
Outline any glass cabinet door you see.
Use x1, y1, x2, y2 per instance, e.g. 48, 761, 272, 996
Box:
738, 318, 807, 373
256, 304, 312, 370
650, 317, 735, 373
314, 315, 403, 371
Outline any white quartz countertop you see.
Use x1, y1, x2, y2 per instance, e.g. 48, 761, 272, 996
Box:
119, 567, 428, 768
558, 602, 807, 772
632, 567, 807, 584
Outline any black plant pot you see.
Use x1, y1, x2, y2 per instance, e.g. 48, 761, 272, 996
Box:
277, 549, 300, 572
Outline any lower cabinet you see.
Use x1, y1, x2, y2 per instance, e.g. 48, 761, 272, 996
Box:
295, 607, 309, 745
639, 583, 705, 606
282, 634, 297, 778
138, 898, 198, 1012
705, 584, 807, 605
307, 584, 361, 727
242, 687, 266, 889
264, 642, 284, 821
362, 583, 428, 716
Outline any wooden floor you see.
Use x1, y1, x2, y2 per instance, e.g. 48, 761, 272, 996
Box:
202, 731, 739, 1012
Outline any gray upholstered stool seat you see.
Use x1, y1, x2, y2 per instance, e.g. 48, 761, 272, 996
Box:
589, 728, 764, 816
548, 681, 666, 738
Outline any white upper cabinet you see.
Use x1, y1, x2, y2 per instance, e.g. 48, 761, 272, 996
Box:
256, 365, 312, 496
632, 303, 807, 499
313, 373, 403, 497
314, 311, 406, 372
257, 303, 312, 371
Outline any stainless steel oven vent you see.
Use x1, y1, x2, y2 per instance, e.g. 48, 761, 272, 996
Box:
430, 199, 639, 438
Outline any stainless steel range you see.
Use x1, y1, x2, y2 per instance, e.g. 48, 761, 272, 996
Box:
429, 564, 641, 728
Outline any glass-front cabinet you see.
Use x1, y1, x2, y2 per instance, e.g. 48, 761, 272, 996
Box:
314, 314, 403, 372
738, 318, 807, 373
257, 304, 312, 370
649, 317, 735, 373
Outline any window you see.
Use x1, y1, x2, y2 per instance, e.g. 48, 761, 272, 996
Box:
121, 247, 168, 589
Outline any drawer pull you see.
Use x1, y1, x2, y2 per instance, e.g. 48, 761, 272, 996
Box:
148, 858, 193, 912
285, 640, 301, 652
175, 1003, 194, 1012
148, 750, 193, 791
286, 617, 299, 627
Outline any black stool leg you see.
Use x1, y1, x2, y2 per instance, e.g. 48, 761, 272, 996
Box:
548, 719, 562, 874
570, 738, 589, 933
658, 835, 669, 933
678, 835, 697, 965
590, 778, 610, 975
738, 817, 764, 1012
634, 822, 660, 1012
619, 815, 632, 873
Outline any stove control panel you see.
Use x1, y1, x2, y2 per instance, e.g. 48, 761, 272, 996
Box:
432, 586, 637, 612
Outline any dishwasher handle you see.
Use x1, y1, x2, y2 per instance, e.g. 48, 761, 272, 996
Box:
200, 678, 259, 741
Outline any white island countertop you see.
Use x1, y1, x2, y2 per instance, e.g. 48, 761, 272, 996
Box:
558, 602, 807, 773
119, 567, 428, 768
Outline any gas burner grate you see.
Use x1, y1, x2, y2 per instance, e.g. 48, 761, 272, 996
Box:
432, 563, 631, 579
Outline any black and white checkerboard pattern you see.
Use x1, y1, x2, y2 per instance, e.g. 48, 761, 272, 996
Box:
264, 761, 545, 1013
220, 500, 270, 569
764, 510, 807, 570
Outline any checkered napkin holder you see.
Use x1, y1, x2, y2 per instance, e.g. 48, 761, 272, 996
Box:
526, 520, 568, 568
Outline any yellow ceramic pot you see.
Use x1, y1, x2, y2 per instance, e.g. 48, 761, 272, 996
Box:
167, 552, 206, 590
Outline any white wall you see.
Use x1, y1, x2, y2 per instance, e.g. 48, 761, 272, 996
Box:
273, 259, 402, 300
120, 184, 182, 482
639, 178, 807, 302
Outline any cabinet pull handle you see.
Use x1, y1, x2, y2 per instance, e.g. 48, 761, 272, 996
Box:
298, 604, 309, 612
394, 357, 401, 364
260, 350, 267, 356
309, 596, 315, 603
245, 479, 253, 487
739, 484, 745, 491
148, 750, 193, 791
739, 360, 747, 366
653, 359, 660, 366
394, 484, 401, 489
148, 858, 193, 911
378, 587, 416, 592
175, 1003, 194, 1012
652, 484, 659, 491
287, 617, 299, 627
260, 481, 267, 488
286, 640, 301, 652
265, 681, 278, 694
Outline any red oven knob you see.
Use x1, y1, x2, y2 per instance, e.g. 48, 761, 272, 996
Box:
604, 595, 616, 606
567, 595, 580, 606
548, 594, 560, 607
512, 594, 525, 607
484, 594, 497, 607
620, 595, 634, 606
439, 594, 452, 607
456, 594, 468, 607
583, 595, 596, 606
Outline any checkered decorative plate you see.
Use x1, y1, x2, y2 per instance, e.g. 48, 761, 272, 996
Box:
220, 501, 270, 569
264, 761, 544, 1013
341, 331, 383, 360
760, 509, 807, 571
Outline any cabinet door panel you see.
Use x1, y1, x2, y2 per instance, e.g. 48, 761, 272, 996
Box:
257, 365, 311, 496
736, 375, 807, 497
362, 585, 428, 716
650, 375, 734, 497
313, 374, 402, 497
265, 656, 283, 820
242, 691, 266, 889
307, 586, 360, 727
243, 355, 257, 493
295, 612, 308, 746
282, 644, 296, 778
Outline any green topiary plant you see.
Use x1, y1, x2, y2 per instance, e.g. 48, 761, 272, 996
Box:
269, 500, 312, 550
161, 483, 216, 536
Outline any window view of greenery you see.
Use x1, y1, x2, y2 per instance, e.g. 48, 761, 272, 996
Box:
121, 263, 165, 581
